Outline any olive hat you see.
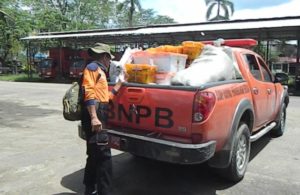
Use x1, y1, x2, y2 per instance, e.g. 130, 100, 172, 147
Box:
88, 43, 114, 59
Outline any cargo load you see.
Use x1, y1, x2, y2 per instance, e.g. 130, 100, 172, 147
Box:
171, 45, 236, 86
119, 40, 239, 86
125, 64, 157, 84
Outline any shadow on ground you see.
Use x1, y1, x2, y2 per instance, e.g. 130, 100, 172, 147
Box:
249, 132, 272, 162
56, 133, 273, 195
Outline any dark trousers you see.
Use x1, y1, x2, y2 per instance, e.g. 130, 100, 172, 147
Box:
81, 103, 112, 195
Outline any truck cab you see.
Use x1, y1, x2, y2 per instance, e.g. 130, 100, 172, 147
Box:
69, 50, 92, 79
38, 58, 57, 78
69, 58, 85, 79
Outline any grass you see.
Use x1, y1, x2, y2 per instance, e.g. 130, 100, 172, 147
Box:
0, 73, 42, 82
288, 75, 295, 86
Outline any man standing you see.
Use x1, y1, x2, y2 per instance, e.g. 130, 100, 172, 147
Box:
81, 43, 122, 195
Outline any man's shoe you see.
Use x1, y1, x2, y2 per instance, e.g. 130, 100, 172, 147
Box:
84, 185, 97, 195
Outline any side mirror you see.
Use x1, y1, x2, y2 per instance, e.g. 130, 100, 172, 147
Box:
274, 72, 289, 84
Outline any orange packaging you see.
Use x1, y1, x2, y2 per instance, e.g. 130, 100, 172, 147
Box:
182, 41, 205, 60
125, 64, 157, 84
147, 45, 183, 54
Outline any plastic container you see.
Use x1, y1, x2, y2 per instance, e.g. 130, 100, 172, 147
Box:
125, 64, 157, 84
155, 72, 176, 85
182, 41, 205, 60
132, 51, 187, 73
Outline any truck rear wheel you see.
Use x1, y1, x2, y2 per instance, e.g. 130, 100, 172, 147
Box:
271, 103, 286, 137
220, 123, 250, 182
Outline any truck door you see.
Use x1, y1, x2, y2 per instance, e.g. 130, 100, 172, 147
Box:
257, 57, 276, 120
243, 54, 269, 127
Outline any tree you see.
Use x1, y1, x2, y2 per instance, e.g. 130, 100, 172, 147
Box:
117, 0, 142, 27
0, 0, 177, 68
134, 8, 176, 26
0, 0, 26, 65
205, 0, 234, 21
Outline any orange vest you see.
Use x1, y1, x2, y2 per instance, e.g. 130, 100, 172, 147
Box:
82, 62, 114, 105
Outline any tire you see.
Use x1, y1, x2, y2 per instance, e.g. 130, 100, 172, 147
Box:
271, 103, 286, 137
220, 123, 251, 182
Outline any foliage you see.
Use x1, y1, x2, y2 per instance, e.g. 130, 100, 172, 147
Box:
253, 42, 280, 64
114, 7, 176, 28
0, 73, 41, 82
134, 9, 176, 26
117, 0, 142, 27
0, 0, 176, 70
205, 0, 234, 21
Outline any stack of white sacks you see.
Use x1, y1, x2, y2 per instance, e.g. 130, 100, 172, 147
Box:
171, 45, 239, 86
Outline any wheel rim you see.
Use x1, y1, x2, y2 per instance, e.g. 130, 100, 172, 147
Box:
236, 134, 247, 171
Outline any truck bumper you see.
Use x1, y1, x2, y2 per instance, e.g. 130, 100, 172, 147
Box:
78, 125, 216, 164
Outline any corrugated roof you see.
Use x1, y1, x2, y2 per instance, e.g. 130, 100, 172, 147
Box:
21, 16, 300, 44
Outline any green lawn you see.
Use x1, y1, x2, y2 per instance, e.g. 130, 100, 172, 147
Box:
0, 73, 42, 82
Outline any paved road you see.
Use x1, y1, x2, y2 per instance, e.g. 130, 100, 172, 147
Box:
0, 81, 299, 195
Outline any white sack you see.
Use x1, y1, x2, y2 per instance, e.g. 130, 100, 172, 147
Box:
109, 61, 123, 82
171, 45, 236, 86
109, 47, 141, 82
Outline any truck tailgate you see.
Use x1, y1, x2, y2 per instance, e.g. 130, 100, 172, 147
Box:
108, 84, 196, 139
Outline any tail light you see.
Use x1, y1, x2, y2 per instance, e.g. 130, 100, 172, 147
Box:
193, 91, 216, 123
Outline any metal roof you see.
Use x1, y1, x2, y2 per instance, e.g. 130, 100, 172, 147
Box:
21, 16, 300, 45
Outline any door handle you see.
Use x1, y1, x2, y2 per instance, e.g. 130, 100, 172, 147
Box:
267, 89, 272, 94
252, 87, 259, 95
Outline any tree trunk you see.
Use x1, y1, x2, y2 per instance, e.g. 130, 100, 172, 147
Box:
129, 0, 134, 27
217, 0, 221, 17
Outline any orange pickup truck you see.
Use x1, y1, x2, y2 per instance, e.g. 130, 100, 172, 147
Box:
79, 39, 289, 182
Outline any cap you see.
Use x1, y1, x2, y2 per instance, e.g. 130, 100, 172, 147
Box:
88, 43, 114, 59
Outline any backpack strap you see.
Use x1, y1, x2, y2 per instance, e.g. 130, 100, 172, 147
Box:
85, 61, 104, 83
93, 61, 108, 73
93, 61, 111, 82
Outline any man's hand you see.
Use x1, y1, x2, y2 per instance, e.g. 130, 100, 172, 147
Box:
114, 80, 122, 90
91, 116, 102, 132
87, 104, 102, 132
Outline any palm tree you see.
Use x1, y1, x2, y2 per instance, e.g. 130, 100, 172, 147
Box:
205, 0, 234, 21
117, 0, 142, 27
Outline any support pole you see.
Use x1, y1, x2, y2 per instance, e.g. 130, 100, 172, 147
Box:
297, 39, 300, 63
266, 40, 270, 64
266, 40, 270, 68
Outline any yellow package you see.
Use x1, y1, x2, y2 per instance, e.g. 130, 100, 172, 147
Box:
147, 45, 183, 54
125, 64, 157, 84
182, 41, 205, 60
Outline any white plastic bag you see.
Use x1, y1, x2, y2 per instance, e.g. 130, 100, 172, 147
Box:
109, 47, 141, 82
109, 60, 122, 82
171, 45, 236, 86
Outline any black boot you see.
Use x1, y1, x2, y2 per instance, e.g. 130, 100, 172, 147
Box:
84, 185, 97, 195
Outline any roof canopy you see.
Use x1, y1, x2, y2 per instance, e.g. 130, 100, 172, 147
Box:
21, 16, 300, 46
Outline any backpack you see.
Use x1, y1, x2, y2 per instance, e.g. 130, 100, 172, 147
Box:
62, 81, 83, 121
63, 62, 102, 121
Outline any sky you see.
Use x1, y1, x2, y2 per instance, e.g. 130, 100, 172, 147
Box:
140, 0, 300, 23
